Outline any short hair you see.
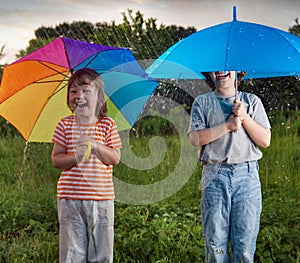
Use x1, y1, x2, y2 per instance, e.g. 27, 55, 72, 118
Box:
67, 68, 107, 118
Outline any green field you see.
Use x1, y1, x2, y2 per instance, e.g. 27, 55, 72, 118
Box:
0, 111, 299, 262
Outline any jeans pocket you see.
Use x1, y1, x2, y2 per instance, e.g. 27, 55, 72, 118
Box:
201, 164, 220, 190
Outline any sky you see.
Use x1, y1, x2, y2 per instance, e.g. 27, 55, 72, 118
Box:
0, 0, 300, 64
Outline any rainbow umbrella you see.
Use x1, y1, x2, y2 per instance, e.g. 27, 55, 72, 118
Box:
0, 37, 157, 142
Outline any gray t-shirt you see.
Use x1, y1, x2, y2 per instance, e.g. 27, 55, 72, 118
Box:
188, 91, 271, 164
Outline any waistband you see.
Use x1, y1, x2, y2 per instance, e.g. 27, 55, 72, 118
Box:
218, 161, 257, 170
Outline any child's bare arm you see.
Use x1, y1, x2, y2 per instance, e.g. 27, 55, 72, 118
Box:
51, 143, 77, 170
76, 136, 121, 166
92, 141, 121, 166
232, 98, 271, 148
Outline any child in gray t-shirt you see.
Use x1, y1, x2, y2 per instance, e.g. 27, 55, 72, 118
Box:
188, 71, 271, 263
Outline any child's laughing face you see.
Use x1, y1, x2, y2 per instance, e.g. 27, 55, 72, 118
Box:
68, 83, 98, 119
210, 71, 236, 88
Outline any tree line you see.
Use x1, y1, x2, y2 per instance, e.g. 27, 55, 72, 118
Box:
1, 9, 300, 112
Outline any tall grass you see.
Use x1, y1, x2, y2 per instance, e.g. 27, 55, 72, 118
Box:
255, 111, 300, 262
0, 111, 299, 262
260, 112, 300, 189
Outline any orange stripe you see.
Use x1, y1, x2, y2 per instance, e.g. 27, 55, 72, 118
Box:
53, 115, 121, 200
58, 189, 114, 193
57, 196, 114, 201
58, 183, 113, 188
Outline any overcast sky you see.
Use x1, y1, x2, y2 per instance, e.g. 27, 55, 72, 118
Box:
1, 0, 299, 64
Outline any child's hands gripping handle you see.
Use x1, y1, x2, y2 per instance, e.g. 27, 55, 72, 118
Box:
75, 138, 92, 164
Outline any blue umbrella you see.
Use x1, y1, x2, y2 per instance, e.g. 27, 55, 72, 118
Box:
146, 6, 300, 80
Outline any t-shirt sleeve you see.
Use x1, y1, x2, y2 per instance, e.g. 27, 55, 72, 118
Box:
187, 99, 208, 135
105, 117, 122, 149
52, 119, 67, 148
248, 94, 271, 129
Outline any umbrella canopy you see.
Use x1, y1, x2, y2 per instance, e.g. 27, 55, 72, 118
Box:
146, 7, 300, 80
0, 37, 157, 142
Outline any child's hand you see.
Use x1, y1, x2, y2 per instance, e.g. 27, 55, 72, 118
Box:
232, 97, 246, 118
75, 137, 93, 163
226, 114, 243, 132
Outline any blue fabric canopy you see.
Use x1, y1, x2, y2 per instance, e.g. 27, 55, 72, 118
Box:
146, 7, 300, 80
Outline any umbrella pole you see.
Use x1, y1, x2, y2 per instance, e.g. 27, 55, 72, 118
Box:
235, 71, 238, 100
75, 107, 83, 137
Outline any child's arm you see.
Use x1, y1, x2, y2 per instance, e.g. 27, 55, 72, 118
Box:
232, 98, 271, 148
51, 143, 77, 170
77, 137, 121, 166
93, 142, 121, 166
239, 115, 271, 148
189, 115, 242, 147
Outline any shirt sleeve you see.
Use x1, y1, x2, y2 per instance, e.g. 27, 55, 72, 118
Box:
247, 93, 271, 129
104, 117, 122, 149
187, 98, 208, 135
52, 119, 67, 148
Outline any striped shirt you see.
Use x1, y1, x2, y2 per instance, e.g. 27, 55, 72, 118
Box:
52, 115, 122, 200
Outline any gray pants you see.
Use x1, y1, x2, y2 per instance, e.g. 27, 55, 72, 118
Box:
57, 199, 114, 263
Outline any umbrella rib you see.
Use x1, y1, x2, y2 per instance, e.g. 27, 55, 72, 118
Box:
78, 53, 98, 68
38, 61, 70, 78
78, 52, 113, 72
36, 61, 70, 97
270, 26, 300, 60
49, 82, 68, 98
226, 21, 239, 98
225, 23, 233, 70
27, 81, 69, 142
36, 79, 68, 84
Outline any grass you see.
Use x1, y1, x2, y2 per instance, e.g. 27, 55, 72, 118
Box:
0, 111, 299, 262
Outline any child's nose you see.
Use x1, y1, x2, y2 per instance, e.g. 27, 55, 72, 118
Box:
76, 90, 84, 98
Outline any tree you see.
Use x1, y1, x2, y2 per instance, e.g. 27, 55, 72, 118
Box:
0, 45, 5, 59
289, 18, 300, 37
6, 10, 300, 112
241, 77, 300, 111
15, 9, 196, 62
88, 9, 196, 60
0, 44, 6, 80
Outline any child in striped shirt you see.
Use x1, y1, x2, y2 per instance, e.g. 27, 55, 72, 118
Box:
51, 68, 122, 263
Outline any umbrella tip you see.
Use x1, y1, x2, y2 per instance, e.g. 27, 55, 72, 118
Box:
233, 6, 237, 21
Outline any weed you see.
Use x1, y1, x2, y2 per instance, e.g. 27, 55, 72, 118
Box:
0, 112, 299, 262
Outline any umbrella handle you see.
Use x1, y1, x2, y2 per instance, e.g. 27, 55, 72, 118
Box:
83, 141, 91, 160
75, 115, 83, 136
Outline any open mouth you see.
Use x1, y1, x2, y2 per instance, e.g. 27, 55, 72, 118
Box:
215, 71, 230, 80
75, 102, 88, 111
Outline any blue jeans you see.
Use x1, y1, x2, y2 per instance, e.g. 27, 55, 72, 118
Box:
201, 161, 262, 263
